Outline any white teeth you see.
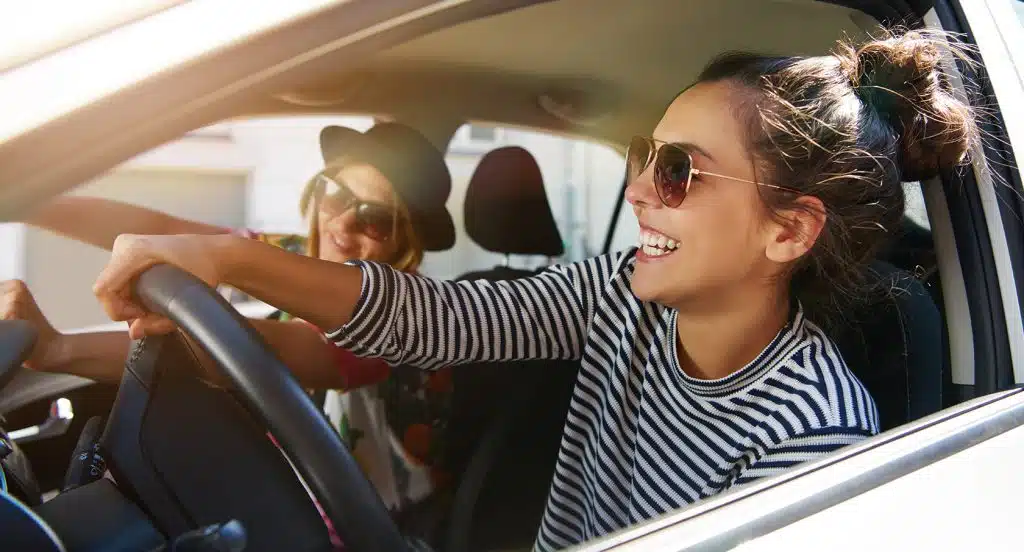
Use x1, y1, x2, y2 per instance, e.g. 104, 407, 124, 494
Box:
642, 244, 669, 257
639, 229, 678, 255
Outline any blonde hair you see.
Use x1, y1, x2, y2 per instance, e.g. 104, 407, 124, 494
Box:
298, 159, 424, 273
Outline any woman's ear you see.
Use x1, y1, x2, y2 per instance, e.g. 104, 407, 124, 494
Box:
764, 195, 827, 264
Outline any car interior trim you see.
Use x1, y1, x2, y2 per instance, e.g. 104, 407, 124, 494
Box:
943, 0, 1024, 385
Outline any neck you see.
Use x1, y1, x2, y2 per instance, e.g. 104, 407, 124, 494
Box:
673, 284, 791, 381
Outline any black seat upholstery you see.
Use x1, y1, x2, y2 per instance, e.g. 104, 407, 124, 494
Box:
831, 261, 945, 431
461, 145, 564, 274
443, 147, 575, 552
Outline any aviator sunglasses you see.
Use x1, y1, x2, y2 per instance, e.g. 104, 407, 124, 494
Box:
626, 136, 797, 207
315, 174, 401, 242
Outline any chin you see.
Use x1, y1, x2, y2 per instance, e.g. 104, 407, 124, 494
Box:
320, 249, 354, 264
629, 270, 661, 302
631, 258, 694, 306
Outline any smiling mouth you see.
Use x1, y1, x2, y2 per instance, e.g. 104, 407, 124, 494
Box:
639, 228, 679, 258
326, 233, 354, 253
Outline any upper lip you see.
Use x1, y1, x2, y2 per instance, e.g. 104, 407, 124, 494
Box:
638, 223, 678, 242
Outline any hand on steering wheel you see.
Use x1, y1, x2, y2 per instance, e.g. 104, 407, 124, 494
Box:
0, 280, 58, 371
133, 264, 409, 552
94, 234, 223, 339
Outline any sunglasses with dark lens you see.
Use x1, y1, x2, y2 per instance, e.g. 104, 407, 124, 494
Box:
316, 174, 400, 242
626, 136, 797, 207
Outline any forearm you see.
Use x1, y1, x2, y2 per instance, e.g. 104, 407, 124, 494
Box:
327, 254, 606, 369
42, 322, 357, 390
41, 332, 132, 383
23, 196, 228, 250
248, 319, 350, 389
215, 235, 364, 332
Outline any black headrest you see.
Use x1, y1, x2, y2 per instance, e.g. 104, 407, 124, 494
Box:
464, 147, 564, 257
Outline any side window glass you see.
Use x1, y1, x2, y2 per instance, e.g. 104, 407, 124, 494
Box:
429, 124, 625, 280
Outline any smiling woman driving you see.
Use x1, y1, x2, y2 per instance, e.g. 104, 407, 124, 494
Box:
89, 30, 977, 551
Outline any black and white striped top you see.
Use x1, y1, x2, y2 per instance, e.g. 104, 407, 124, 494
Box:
329, 250, 878, 551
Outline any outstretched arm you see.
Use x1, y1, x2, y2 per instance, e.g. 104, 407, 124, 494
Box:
31, 319, 367, 389
91, 234, 617, 368
2, 279, 377, 389
21, 196, 228, 251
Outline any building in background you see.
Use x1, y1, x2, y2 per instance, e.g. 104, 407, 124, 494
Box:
0, 116, 628, 330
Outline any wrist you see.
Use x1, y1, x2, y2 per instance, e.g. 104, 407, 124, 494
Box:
207, 233, 249, 286
36, 332, 74, 372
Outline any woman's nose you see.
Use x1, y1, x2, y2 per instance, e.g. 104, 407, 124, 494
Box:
324, 205, 360, 233
625, 168, 660, 209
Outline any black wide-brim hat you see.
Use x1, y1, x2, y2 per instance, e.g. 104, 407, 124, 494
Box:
319, 123, 455, 252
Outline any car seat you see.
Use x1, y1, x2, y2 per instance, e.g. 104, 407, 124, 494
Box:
443, 146, 577, 552
831, 261, 946, 430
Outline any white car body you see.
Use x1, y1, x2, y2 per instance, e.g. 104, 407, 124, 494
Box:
1, 1, 1022, 551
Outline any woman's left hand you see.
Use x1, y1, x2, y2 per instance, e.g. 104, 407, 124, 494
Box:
93, 234, 224, 339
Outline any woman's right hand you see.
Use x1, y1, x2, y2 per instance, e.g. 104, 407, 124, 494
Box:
93, 233, 224, 339
0, 279, 64, 371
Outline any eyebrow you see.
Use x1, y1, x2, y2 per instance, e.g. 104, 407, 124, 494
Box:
651, 138, 716, 162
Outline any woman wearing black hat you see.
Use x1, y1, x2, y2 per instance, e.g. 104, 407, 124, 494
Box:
6, 123, 458, 533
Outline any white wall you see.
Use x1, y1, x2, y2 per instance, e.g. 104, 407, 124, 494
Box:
0, 223, 26, 282
26, 170, 247, 330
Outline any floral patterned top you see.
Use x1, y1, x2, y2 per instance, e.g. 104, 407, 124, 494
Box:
237, 230, 455, 512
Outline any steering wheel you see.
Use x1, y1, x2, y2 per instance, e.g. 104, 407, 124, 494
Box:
134, 264, 408, 552
0, 320, 37, 393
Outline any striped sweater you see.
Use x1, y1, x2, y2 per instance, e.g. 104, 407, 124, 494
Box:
328, 249, 878, 551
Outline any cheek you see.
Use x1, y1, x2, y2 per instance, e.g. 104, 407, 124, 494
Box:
632, 192, 768, 301
360, 238, 392, 262
675, 194, 762, 257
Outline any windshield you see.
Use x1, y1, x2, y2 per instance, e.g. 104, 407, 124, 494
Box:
0, 1, 184, 72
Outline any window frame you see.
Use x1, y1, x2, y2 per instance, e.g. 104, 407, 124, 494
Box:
447, 124, 506, 154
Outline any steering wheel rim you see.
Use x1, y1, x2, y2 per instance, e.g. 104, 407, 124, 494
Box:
0, 320, 37, 392
134, 264, 407, 552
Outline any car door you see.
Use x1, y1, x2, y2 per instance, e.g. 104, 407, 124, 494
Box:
578, 0, 1024, 550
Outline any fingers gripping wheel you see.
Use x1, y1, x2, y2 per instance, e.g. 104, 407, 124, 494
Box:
133, 264, 408, 552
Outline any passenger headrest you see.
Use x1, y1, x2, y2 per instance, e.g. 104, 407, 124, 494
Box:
464, 147, 564, 257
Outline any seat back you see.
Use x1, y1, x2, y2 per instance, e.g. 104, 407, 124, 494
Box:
831, 261, 945, 430
442, 147, 575, 551
451, 145, 570, 458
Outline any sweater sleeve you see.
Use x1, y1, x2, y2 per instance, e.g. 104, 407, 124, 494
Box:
326, 254, 624, 370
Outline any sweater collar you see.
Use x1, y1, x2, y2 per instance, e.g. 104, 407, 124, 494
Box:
667, 302, 808, 398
